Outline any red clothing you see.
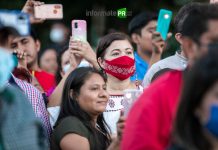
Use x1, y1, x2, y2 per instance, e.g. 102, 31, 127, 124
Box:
31, 70, 56, 96
121, 71, 183, 150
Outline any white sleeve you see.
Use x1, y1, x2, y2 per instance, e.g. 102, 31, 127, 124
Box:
47, 106, 60, 129
142, 63, 162, 89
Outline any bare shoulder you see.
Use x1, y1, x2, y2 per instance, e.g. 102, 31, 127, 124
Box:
60, 133, 90, 150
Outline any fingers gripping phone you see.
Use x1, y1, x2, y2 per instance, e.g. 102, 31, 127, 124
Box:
34, 4, 63, 19
156, 9, 172, 40
71, 20, 87, 42
0, 10, 30, 36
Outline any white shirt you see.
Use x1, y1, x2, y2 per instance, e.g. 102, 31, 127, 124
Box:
142, 51, 187, 88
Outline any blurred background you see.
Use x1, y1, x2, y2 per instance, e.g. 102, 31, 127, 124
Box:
0, 0, 209, 58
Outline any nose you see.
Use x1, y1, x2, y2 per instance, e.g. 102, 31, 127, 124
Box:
99, 89, 109, 99
17, 43, 27, 52
121, 51, 127, 56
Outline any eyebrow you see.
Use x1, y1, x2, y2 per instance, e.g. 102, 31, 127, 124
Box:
89, 83, 106, 87
11, 37, 26, 44
147, 27, 156, 30
110, 47, 133, 52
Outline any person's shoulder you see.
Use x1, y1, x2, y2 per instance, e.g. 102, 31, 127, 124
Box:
53, 116, 90, 141
40, 70, 55, 79
14, 77, 42, 95
149, 70, 183, 88
139, 70, 183, 103
150, 54, 177, 70
59, 116, 83, 125
142, 54, 179, 87
53, 116, 90, 147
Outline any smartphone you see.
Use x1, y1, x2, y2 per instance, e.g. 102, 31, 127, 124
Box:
0, 10, 30, 36
34, 4, 63, 19
123, 89, 142, 117
156, 9, 172, 40
71, 20, 87, 42
210, 0, 218, 3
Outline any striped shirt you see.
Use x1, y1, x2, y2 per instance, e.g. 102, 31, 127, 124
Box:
9, 76, 51, 140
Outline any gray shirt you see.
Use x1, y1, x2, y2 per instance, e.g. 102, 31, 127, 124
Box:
142, 51, 188, 88
0, 86, 48, 150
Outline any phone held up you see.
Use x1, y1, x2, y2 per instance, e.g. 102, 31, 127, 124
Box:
156, 9, 172, 40
71, 20, 87, 42
34, 4, 63, 19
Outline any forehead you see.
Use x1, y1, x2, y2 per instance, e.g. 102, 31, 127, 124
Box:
42, 50, 56, 58
201, 20, 218, 43
83, 73, 105, 85
11, 36, 32, 43
44, 49, 56, 55
62, 50, 70, 59
105, 40, 132, 52
142, 20, 157, 29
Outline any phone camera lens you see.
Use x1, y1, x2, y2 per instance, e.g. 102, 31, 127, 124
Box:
18, 15, 24, 20
75, 22, 78, 28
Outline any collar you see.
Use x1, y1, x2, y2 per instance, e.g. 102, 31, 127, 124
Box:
175, 50, 188, 61
134, 52, 148, 66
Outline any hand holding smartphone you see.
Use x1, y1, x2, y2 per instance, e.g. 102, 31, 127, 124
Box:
71, 20, 87, 42
156, 9, 172, 40
34, 4, 63, 19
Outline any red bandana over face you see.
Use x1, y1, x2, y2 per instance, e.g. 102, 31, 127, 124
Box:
103, 56, 135, 80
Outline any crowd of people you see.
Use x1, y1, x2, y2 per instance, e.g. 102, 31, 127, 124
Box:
1, 0, 218, 150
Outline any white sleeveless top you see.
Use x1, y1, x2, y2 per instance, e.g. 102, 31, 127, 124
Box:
104, 85, 143, 134
103, 95, 124, 135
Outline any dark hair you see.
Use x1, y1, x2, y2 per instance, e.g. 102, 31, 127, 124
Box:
96, 32, 132, 61
55, 67, 111, 149
173, 48, 218, 150
174, 2, 203, 33
30, 27, 39, 41
39, 47, 58, 67
12, 67, 32, 83
55, 46, 68, 84
0, 27, 20, 47
128, 11, 157, 35
181, 3, 218, 44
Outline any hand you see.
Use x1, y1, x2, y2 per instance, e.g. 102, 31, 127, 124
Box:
22, 0, 45, 24
116, 110, 126, 141
151, 32, 172, 54
69, 38, 97, 65
68, 49, 82, 69
13, 49, 27, 69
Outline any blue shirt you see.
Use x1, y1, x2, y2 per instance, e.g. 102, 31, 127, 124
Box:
130, 52, 149, 81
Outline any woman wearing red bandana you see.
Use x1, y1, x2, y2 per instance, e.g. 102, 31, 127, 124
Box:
96, 32, 143, 136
